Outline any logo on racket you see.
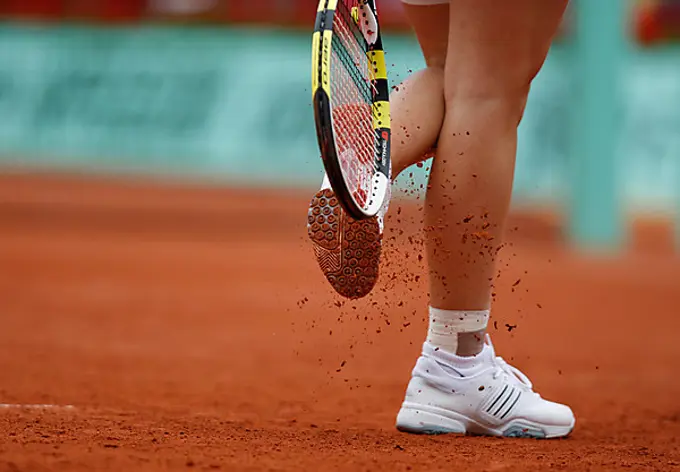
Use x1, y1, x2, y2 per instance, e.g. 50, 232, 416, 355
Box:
379, 139, 388, 167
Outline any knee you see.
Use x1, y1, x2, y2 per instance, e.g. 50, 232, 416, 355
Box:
402, 66, 445, 101
423, 64, 445, 89
443, 78, 531, 125
442, 53, 543, 124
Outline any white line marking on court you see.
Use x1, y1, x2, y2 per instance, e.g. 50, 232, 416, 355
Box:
0, 403, 76, 410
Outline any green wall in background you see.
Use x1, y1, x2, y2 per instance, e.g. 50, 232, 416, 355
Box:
0, 24, 678, 212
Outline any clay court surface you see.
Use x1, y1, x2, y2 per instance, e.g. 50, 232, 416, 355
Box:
1, 173, 679, 471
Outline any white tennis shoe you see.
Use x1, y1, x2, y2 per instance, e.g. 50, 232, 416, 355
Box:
396, 335, 575, 438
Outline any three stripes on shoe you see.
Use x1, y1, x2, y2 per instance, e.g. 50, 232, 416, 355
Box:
485, 384, 522, 420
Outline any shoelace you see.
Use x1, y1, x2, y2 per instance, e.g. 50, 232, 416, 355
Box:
485, 335, 536, 393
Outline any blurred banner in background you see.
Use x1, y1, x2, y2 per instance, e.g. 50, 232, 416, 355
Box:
2, 0, 680, 38
0, 0, 408, 28
0, 0, 678, 241
635, 0, 680, 45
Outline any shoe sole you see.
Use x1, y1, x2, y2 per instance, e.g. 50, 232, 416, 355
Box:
307, 188, 381, 299
396, 403, 574, 439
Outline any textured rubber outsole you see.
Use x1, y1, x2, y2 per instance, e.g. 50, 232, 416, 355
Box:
307, 188, 381, 299
396, 405, 574, 439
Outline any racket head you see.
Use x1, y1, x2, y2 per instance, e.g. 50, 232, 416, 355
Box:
311, 0, 391, 220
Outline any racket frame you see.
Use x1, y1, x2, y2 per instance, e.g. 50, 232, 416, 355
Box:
311, 0, 391, 220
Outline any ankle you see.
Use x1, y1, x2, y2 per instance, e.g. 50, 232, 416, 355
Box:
426, 307, 489, 357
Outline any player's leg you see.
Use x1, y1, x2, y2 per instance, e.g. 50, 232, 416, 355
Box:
308, 2, 448, 299
397, 0, 575, 438
425, 0, 568, 355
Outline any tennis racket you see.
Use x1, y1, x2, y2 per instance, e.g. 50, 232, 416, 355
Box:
311, 0, 391, 220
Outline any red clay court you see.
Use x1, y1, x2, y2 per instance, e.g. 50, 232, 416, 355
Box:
1, 173, 679, 471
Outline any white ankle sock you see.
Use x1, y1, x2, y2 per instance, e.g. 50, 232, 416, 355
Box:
422, 341, 490, 376
426, 307, 490, 355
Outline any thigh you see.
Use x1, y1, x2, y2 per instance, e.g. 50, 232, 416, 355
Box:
444, 0, 568, 97
402, 2, 450, 69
